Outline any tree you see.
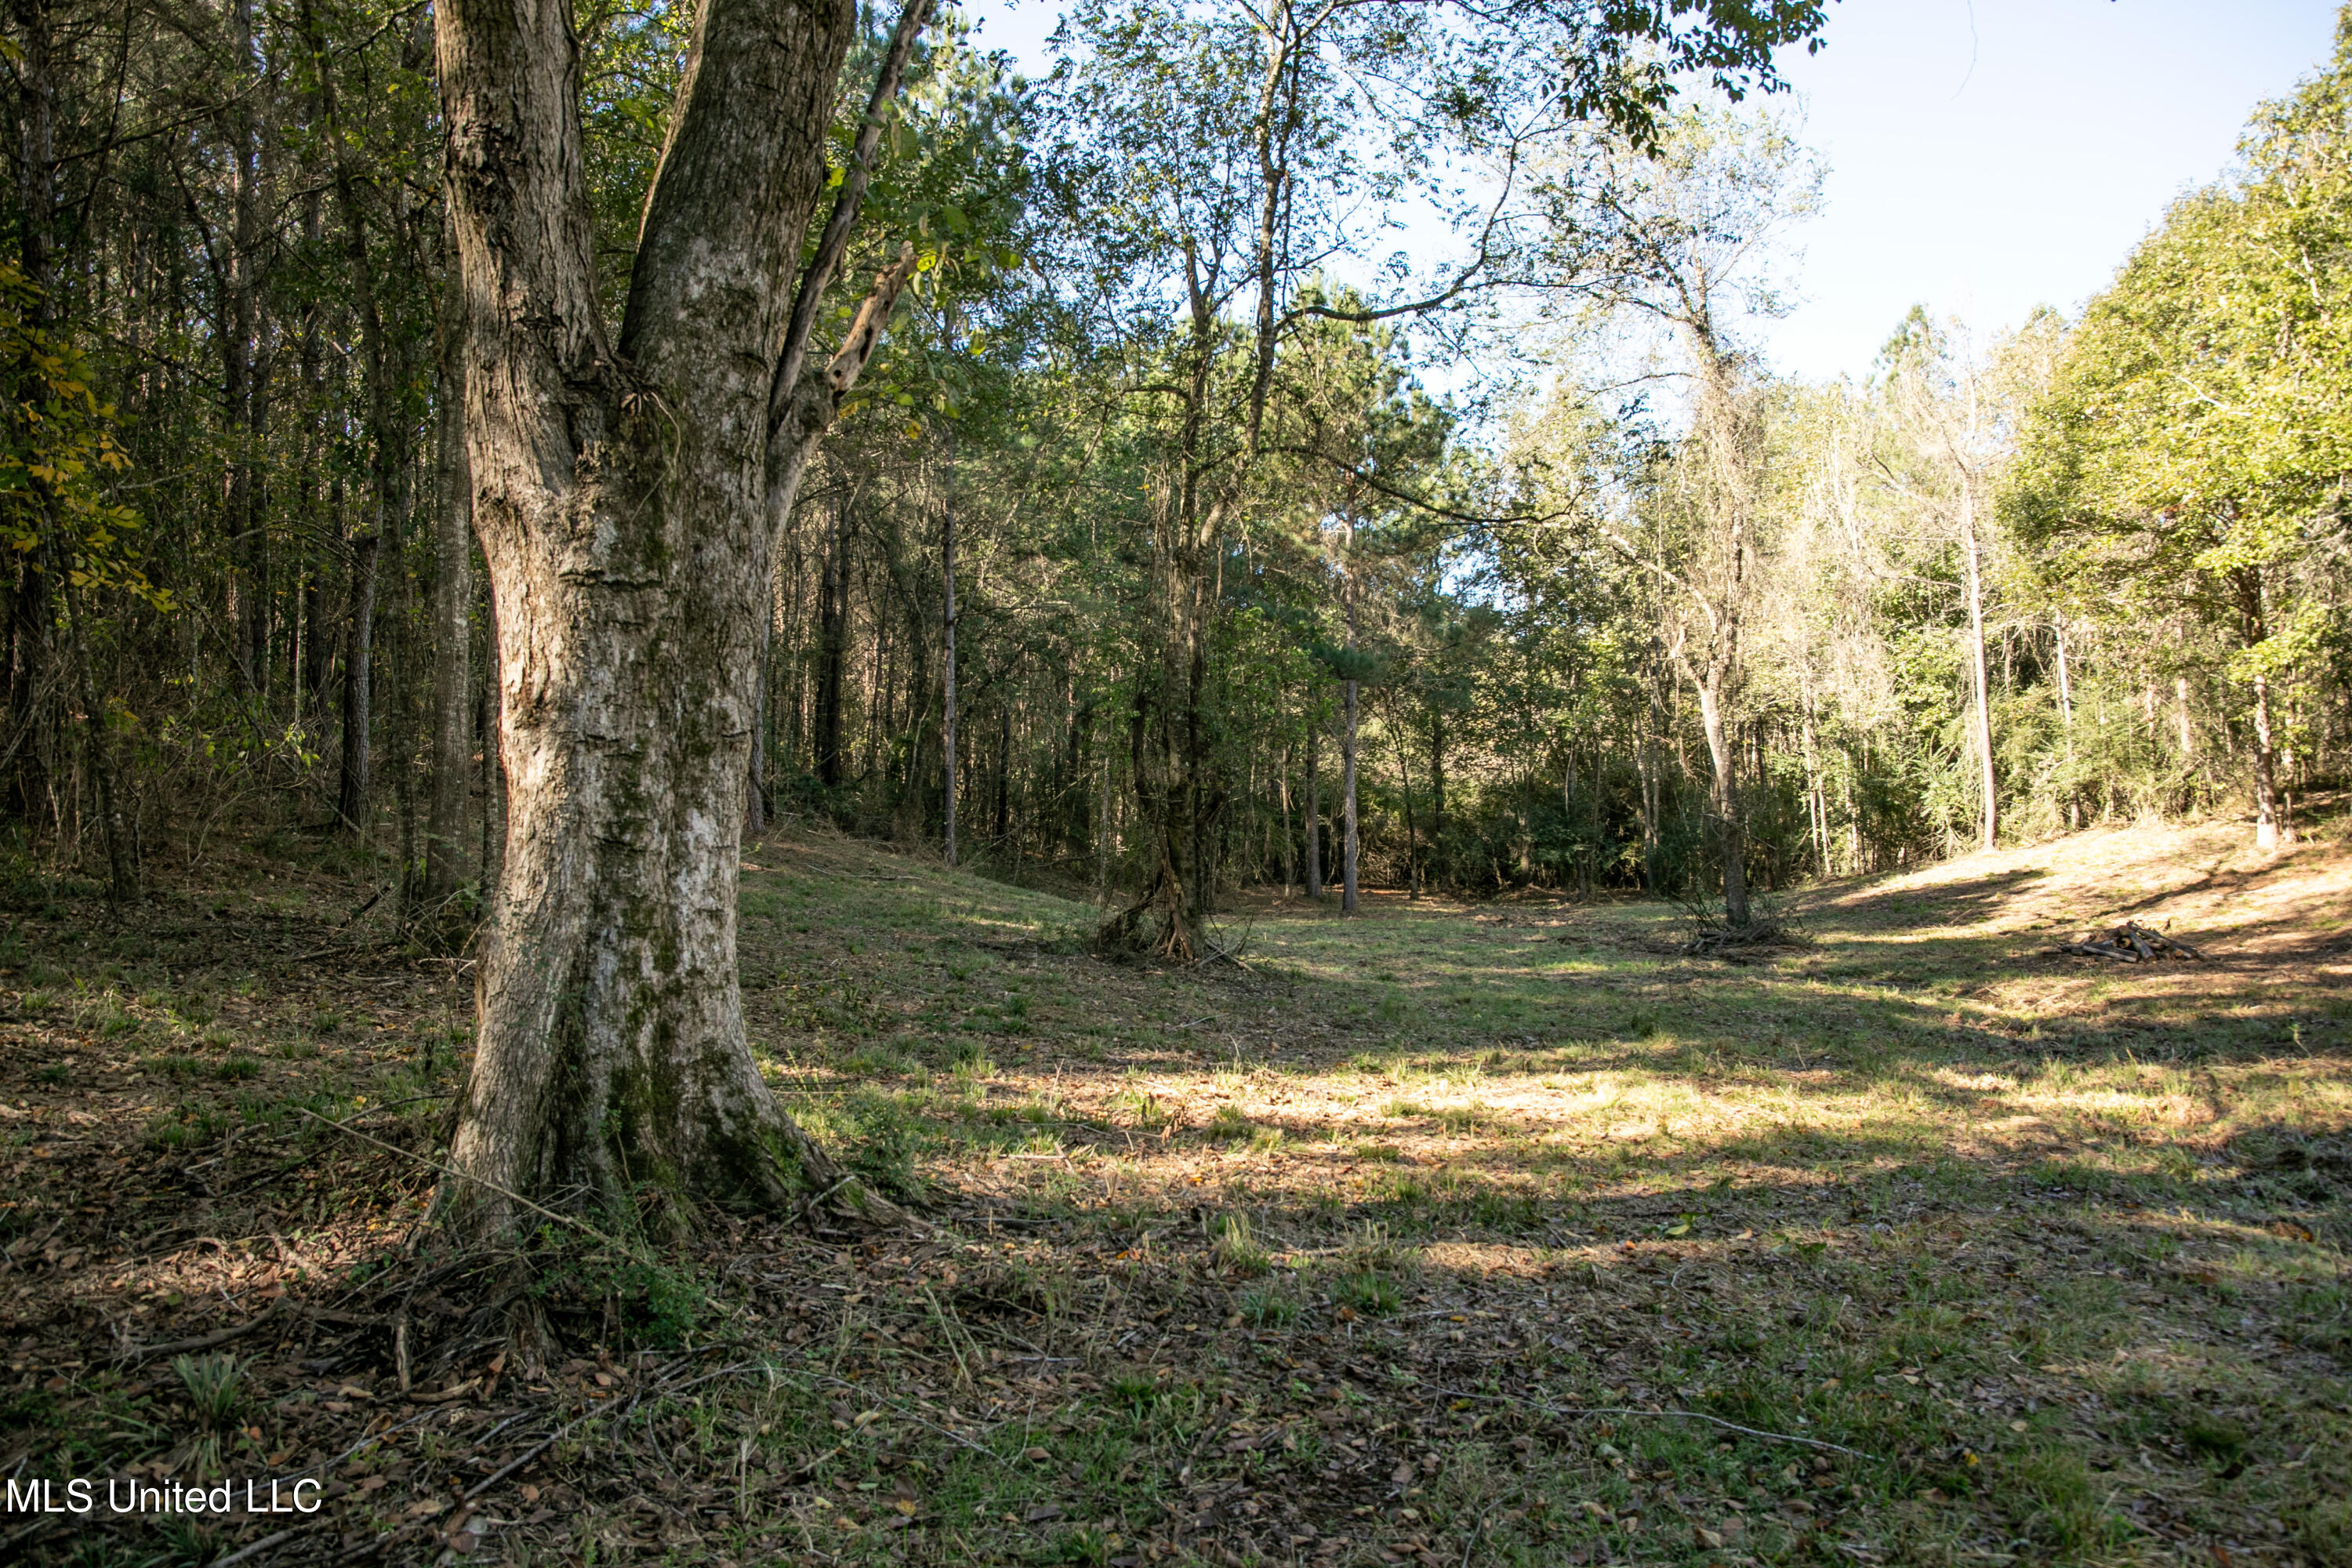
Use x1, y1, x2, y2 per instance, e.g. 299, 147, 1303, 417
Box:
1570, 113, 1821, 927
2010, 13, 2352, 851
1877, 310, 2007, 853
436, 0, 935, 1235
1054, 0, 1832, 958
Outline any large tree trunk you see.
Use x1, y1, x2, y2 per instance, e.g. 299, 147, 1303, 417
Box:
437, 0, 925, 1236
1101, 241, 1222, 962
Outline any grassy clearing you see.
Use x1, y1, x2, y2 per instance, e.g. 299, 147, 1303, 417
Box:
1, 815, 2347, 1565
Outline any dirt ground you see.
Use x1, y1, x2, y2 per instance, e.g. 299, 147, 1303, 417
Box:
2, 811, 2347, 1566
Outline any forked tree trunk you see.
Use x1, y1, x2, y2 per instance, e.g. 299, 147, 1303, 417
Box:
436, 0, 928, 1236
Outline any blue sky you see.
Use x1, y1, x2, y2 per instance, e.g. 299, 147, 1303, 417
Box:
964, 0, 2342, 383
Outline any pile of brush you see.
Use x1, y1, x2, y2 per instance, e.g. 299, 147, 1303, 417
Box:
2053, 920, 2205, 962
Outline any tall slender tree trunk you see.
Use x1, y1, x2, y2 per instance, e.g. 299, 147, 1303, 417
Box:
424, 228, 474, 902
2252, 670, 2286, 851
1341, 677, 1359, 914
1094, 728, 1112, 904
1303, 725, 1322, 898
7, 0, 58, 828
64, 583, 132, 901
437, 0, 929, 1233
940, 466, 957, 866
2054, 610, 2078, 829
2235, 570, 2292, 851
815, 496, 846, 788
1958, 474, 1997, 851
1427, 712, 1445, 891
336, 529, 378, 836
227, 0, 268, 692
1693, 660, 1749, 927
746, 615, 770, 834
993, 698, 1011, 843
313, 0, 395, 848
1799, 666, 1828, 877
1277, 744, 1295, 895
1396, 717, 1416, 898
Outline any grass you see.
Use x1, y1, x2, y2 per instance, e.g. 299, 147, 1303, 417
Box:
2, 813, 2348, 1566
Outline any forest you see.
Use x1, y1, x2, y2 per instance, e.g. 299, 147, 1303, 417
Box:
2, 0, 2350, 1565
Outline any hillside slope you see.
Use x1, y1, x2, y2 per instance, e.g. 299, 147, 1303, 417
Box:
0, 818, 2343, 1567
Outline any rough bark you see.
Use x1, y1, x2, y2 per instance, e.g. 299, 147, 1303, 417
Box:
437, 0, 926, 1236
1101, 238, 1222, 962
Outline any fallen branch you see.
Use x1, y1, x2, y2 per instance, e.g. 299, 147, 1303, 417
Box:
116, 1298, 285, 1364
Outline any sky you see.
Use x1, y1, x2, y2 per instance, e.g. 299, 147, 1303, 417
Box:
962, 0, 2343, 383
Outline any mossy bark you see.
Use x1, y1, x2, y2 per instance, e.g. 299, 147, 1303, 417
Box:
434, 0, 904, 1235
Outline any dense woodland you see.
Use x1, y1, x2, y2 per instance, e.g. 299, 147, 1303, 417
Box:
2, 0, 2347, 957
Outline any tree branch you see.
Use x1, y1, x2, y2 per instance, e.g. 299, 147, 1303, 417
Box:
771, 0, 938, 435
1267, 443, 1570, 530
